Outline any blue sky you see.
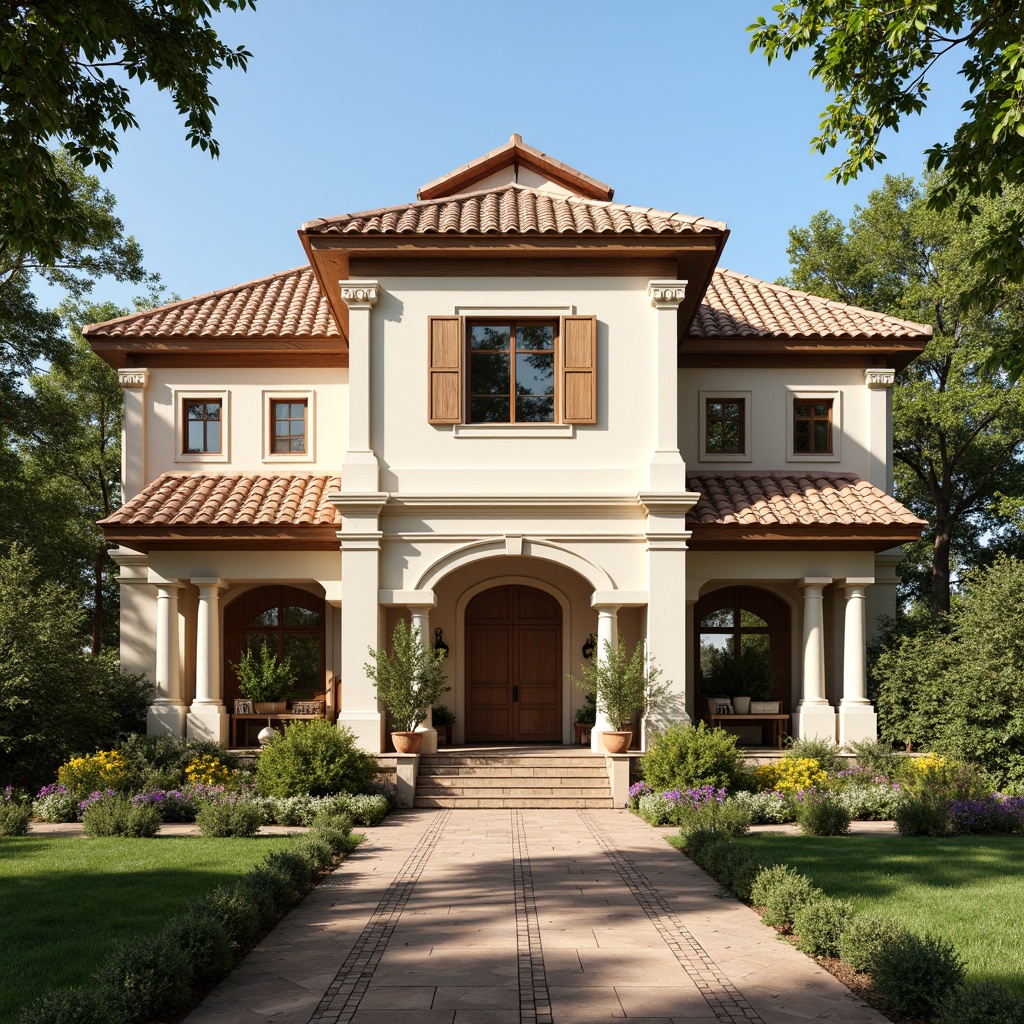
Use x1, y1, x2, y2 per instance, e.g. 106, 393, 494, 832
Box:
90, 0, 970, 310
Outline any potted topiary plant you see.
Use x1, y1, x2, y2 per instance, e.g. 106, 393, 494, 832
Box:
365, 620, 449, 754
231, 641, 296, 713
432, 703, 456, 745
570, 640, 669, 753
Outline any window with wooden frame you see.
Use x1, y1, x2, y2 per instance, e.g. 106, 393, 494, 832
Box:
183, 398, 222, 454
704, 398, 745, 454
427, 315, 596, 426
793, 398, 833, 455
270, 399, 308, 454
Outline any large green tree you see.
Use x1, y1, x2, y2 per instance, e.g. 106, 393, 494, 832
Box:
783, 174, 1024, 614
1, 1, 255, 272
749, 2, 1024, 373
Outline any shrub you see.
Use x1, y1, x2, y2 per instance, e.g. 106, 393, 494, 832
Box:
894, 790, 951, 836
795, 789, 851, 836
730, 789, 795, 824
710, 844, 766, 902
18, 987, 116, 1024
833, 782, 902, 821
935, 980, 1024, 1024
786, 737, 844, 775
677, 797, 751, 841
870, 932, 966, 1017
310, 811, 358, 857
184, 753, 236, 787
753, 757, 828, 793
81, 794, 160, 838
838, 915, 907, 973
97, 934, 191, 1024
684, 826, 731, 866
338, 792, 389, 826
948, 794, 1024, 834
254, 791, 389, 828
640, 722, 746, 792
0, 795, 31, 835
234, 872, 279, 931
130, 784, 231, 823
162, 912, 234, 989
197, 884, 260, 946
750, 865, 821, 930
195, 798, 263, 838
792, 897, 854, 958
57, 750, 132, 798
255, 720, 377, 797
33, 784, 79, 822
845, 736, 904, 778
293, 833, 336, 873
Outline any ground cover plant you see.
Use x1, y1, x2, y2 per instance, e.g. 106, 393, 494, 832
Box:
0, 835, 298, 1022
739, 833, 1024, 997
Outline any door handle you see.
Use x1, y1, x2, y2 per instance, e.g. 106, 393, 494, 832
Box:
512, 685, 519, 703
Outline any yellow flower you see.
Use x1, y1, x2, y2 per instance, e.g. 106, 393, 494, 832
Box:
754, 757, 828, 793
184, 755, 235, 787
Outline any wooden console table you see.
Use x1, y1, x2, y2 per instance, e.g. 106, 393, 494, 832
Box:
230, 712, 322, 748
703, 713, 790, 749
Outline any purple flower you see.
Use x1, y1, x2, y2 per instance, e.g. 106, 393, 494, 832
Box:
629, 782, 653, 799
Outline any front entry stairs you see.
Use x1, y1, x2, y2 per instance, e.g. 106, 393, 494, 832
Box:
413, 747, 615, 809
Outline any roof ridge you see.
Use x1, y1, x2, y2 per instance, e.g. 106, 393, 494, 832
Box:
82, 266, 313, 335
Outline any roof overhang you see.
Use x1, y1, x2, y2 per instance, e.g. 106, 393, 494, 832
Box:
687, 524, 923, 551
678, 335, 926, 372
87, 336, 349, 371
101, 525, 341, 553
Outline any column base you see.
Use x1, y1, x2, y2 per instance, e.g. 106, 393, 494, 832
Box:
792, 705, 837, 742
336, 710, 385, 753
187, 703, 229, 746
147, 703, 187, 739
838, 704, 878, 746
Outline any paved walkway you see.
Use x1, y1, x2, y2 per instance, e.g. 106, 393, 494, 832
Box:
183, 810, 886, 1024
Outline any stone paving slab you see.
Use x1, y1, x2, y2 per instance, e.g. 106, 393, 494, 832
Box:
183, 809, 889, 1024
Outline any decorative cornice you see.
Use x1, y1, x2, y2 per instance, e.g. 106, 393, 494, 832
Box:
865, 368, 896, 389
648, 279, 688, 309
117, 368, 149, 389
339, 280, 380, 308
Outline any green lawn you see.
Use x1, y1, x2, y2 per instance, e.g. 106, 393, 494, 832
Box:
0, 834, 297, 1022
738, 834, 1024, 996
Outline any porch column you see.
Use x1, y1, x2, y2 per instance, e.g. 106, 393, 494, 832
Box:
340, 281, 380, 492
647, 281, 688, 491
590, 605, 619, 752
794, 577, 837, 740
837, 578, 878, 745
148, 577, 186, 737
409, 604, 438, 754
335, 495, 388, 752
187, 578, 229, 745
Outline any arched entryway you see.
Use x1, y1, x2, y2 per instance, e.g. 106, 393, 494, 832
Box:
695, 586, 792, 713
465, 584, 562, 742
223, 586, 326, 705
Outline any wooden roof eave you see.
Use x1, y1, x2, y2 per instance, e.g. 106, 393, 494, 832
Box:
101, 524, 342, 553
87, 334, 349, 370
677, 334, 929, 371
687, 523, 924, 552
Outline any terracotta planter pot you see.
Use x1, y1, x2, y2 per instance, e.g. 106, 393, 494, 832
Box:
253, 701, 287, 714
391, 731, 424, 754
602, 730, 632, 754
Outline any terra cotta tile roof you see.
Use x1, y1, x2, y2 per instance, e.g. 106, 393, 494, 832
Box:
82, 267, 340, 340
101, 474, 342, 527
301, 184, 726, 237
83, 265, 926, 343
689, 269, 928, 340
686, 473, 925, 528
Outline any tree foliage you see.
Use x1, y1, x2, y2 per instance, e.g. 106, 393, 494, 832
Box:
365, 620, 450, 732
749, 2, 1024, 371
871, 554, 1024, 787
1, 2, 255, 271
0, 548, 152, 792
783, 174, 1024, 613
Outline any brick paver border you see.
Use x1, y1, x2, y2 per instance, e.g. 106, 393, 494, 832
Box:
512, 810, 553, 1024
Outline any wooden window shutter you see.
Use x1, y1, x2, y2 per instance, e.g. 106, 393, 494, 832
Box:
427, 316, 463, 424
561, 315, 597, 424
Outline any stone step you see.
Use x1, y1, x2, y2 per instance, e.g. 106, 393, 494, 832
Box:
418, 757, 602, 768
416, 783, 611, 797
419, 766, 607, 779
413, 795, 614, 809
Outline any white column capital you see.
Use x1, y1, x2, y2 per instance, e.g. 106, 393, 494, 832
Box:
798, 576, 833, 591
191, 576, 226, 593
865, 368, 896, 389
836, 577, 874, 591
148, 572, 184, 592
117, 368, 150, 389
340, 280, 381, 309
647, 280, 688, 308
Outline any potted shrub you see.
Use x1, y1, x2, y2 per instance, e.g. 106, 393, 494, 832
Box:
365, 620, 449, 754
571, 640, 669, 753
231, 641, 296, 713
432, 703, 456, 745
574, 691, 597, 745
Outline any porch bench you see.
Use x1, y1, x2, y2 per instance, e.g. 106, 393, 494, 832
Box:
230, 711, 324, 748
702, 712, 790, 749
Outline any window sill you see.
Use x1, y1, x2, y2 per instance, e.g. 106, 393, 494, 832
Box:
785, 452, 841, 464
452, 423, 576, 439
697, 452, 752, 464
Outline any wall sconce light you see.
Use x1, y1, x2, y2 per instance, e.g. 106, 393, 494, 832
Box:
581, 633, 597, 660
434, 627, 450, 658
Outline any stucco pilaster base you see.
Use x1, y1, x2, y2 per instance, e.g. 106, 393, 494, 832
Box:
337, 710, 385, 753
187, 704, 229, 746
838, 705, 878, 746
394, 753, 419, 808
792, 705, 837, 742
147, 703, 187, 738
414, 727, 438, 754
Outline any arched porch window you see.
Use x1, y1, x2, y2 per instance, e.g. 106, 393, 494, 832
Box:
223, 585, 326, 703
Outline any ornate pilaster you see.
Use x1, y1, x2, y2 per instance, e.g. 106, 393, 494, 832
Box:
646, 280, 688, 491
865, 368, 895, 493
118, 368, 149, 501
340, 280, 381, 492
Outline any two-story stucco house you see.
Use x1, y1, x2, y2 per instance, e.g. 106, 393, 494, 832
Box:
85, 136, 928, 755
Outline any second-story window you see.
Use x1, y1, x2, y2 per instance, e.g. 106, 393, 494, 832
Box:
184, 399, 222, 454
793, 398, 833, 454
468, 320, 556, 423
705, 398, 745, 454
271, 399, 308, 454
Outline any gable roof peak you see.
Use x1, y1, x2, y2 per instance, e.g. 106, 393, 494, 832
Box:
417, 135, 614, 203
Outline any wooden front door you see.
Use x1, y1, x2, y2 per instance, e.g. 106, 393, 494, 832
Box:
465, 585, 562, 743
